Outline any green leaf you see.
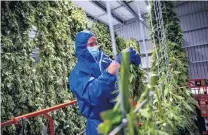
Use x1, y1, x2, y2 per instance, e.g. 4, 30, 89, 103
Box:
98, 121, 112, 135
120, 49, 131, 113
139, 108, 151, 118
101, 109, 122, 124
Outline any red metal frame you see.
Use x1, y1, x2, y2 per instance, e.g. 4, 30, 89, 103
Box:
188, 78, 208, 88
2, 79, 206, 134
188, 78, 208, 135
1, 100, 77, 135
43, 113, 55, 135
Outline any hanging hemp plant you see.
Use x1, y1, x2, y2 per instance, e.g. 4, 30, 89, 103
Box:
91, 22, 146, 101
91, 22, 113, 58
136, 1, 199, 135
126, 39, 146, 101
91, 20, 146, 134
98, 49, 147, 135
1, 1, 88, 134
1, 1, 146, 135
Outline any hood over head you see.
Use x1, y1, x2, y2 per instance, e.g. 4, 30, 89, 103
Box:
75, 30, 95, 60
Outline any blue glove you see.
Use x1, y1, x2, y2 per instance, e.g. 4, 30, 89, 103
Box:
116, 47, 141, 66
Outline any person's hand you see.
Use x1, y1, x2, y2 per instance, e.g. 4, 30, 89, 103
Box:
107, 61, 120, 75
115, 47, 141, 66
129, 47, 141, 66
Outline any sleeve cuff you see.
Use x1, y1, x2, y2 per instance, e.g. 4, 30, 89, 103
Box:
103, 69, 117, 82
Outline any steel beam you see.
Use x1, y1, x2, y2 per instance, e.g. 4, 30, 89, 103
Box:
178, 8, 208, 17
182, 43, 208, 49
86, 13, 107, 25
183, 25, 208, 33
96, 1, 135, 18
122, 1, 139, 18
190, 60, 208, 64
175, 1, 189, 7
91, 0, 124, 24
121, 1, 148, 28
114, 14, 148, 30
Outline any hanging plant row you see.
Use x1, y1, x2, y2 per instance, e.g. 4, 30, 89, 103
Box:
1, 1, 145, 134
1, 1, 88, 134
91, 22, 146, 100
136, 1, 199, 135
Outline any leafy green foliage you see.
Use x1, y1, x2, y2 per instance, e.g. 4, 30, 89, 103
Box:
137, 1, 199, 135
1, 1, 87, 134
98, 50, 139, 135
1, 1, 145, 134
120, 49, 131, 113
91, 22, 113, 58
91, 23, 145, 100
126, 39, 146, 100
91, 22, 146, 135
117, 38, 146, 100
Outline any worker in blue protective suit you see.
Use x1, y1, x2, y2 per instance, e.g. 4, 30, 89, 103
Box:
69, 30, 141, 135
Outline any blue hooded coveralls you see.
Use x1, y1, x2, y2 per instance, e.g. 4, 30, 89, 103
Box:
69, 31, 118, 135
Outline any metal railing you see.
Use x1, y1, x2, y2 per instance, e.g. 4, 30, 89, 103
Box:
1, 100, 77, 135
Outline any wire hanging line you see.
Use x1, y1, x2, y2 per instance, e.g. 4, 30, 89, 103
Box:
153, 1, 170, 81
136, 1, 150, 81
106, 1, 128, 134
148, 1, 159, 78
151, 0, 170, 133
106, 0, 127, 124
108, 118, 128, 135
147, 3, 163, 134
153, 0, 170, 100
106, 1, 159, 135
105, 0, 177, 134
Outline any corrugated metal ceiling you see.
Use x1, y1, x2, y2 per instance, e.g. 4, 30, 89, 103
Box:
72, 0, 148, 25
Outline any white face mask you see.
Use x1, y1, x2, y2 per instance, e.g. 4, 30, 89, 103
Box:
87, 46, 100, 58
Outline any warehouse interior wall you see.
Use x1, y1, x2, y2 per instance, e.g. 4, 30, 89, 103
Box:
114, 19, 152, 82
114, 1, 208, 79
114, 20, 152, 69
175, 1, 208, 79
